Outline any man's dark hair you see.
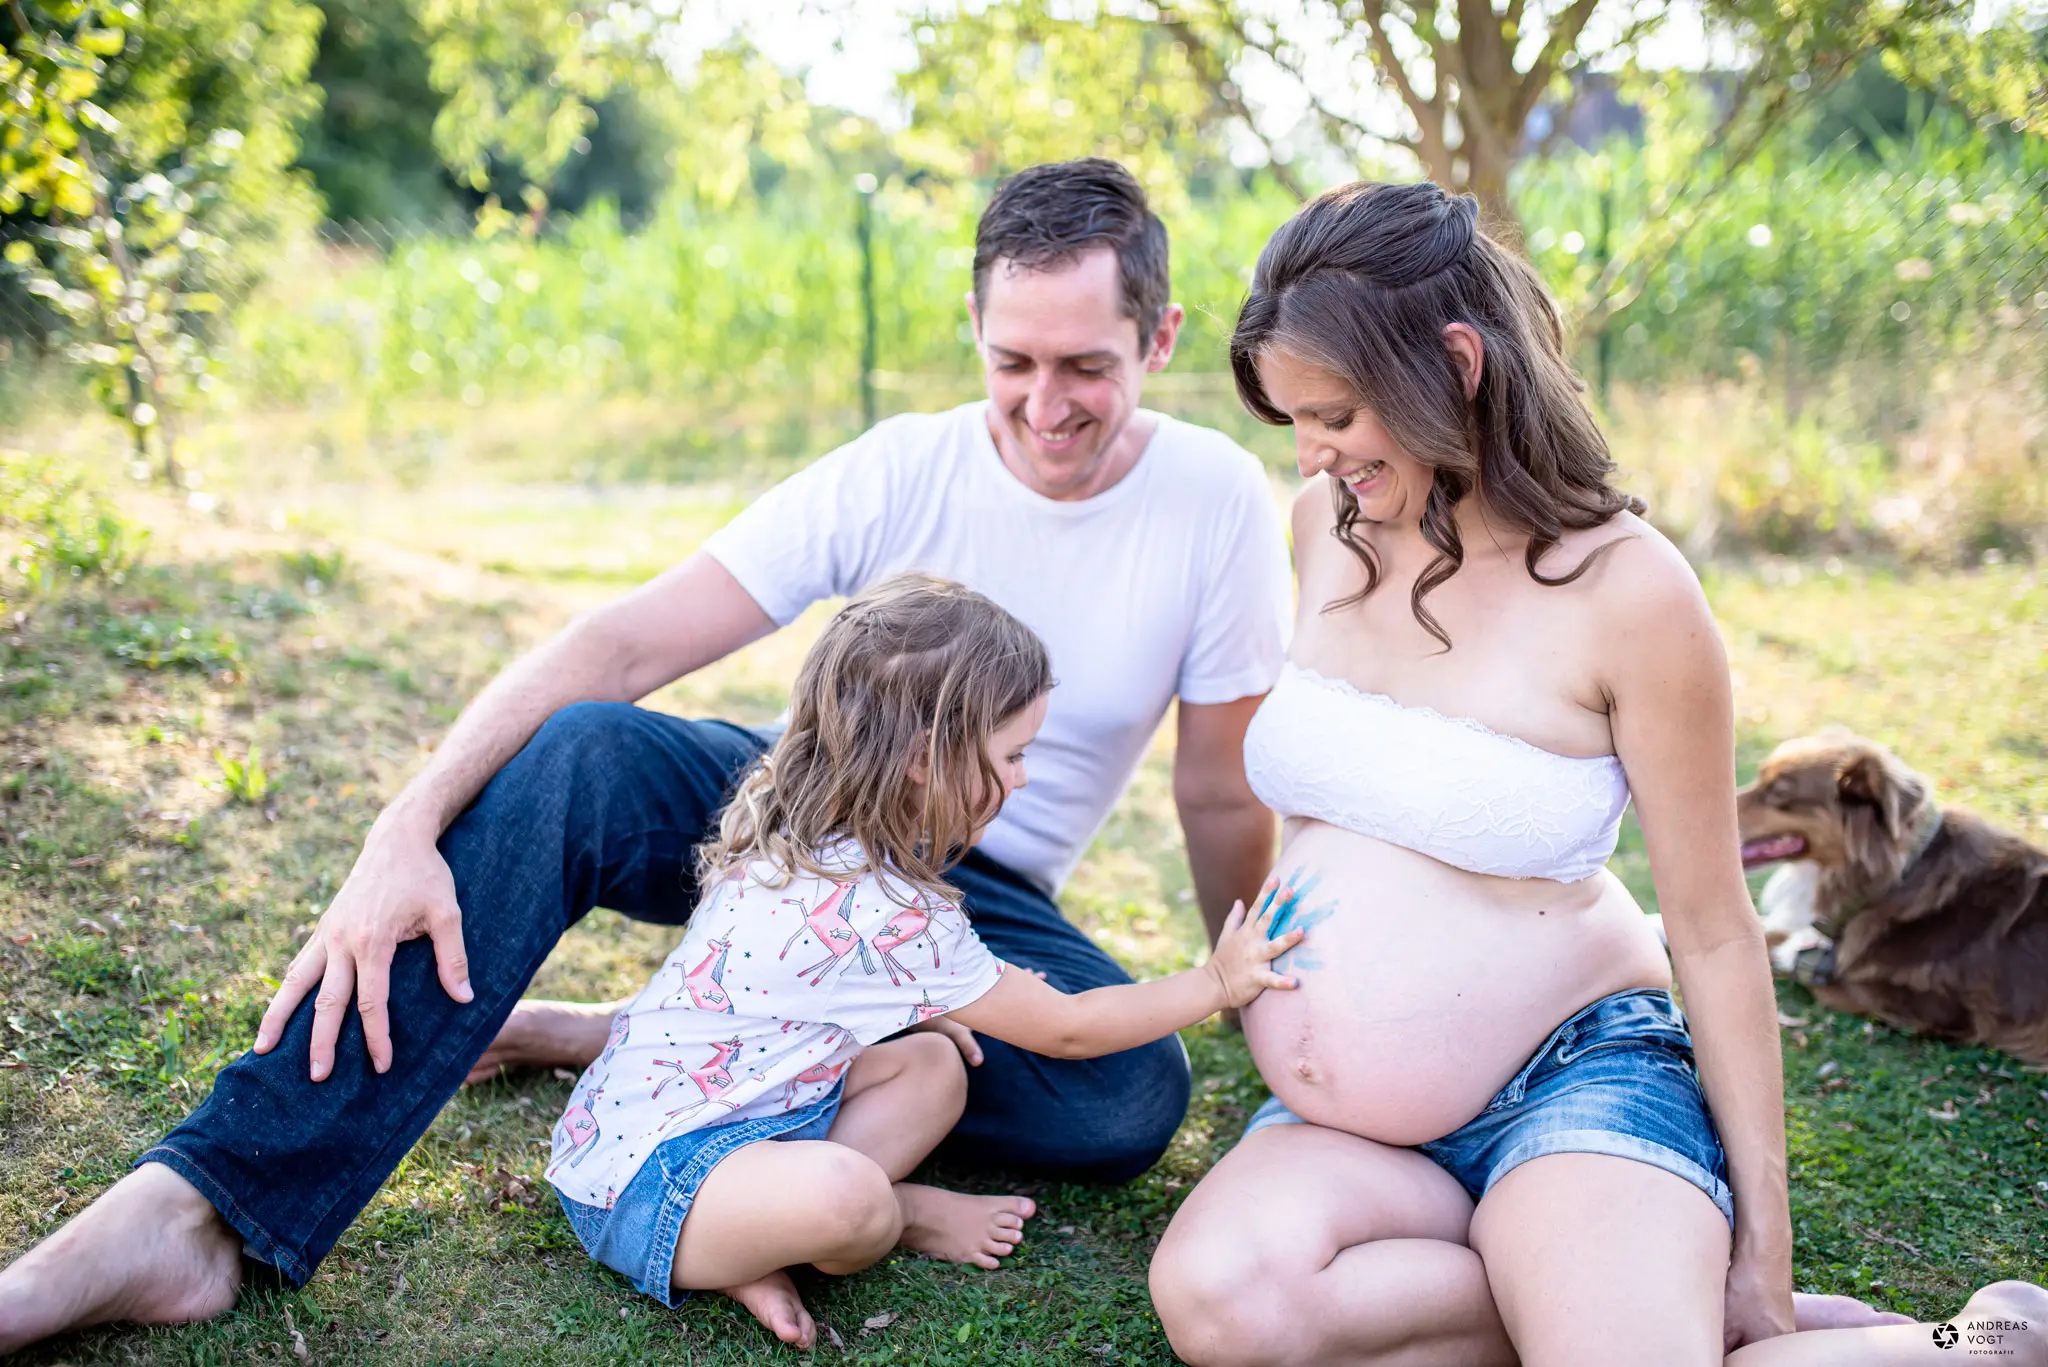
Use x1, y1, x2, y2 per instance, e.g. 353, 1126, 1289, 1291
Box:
973, 158, 1170, 344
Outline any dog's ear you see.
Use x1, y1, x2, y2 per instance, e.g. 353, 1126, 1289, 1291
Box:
1836, 748, 1925, 837
1836, 747, 1928, 887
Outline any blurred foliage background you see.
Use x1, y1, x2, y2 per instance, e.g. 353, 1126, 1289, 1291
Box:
3, 9, 2047, 1358
3, 0, 2047, 556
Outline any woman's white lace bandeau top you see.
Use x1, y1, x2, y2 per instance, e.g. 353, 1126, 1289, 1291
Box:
1245, 662, 1630, 883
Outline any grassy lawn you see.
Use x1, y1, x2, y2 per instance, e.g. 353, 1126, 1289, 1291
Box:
1, 444, 2044, 1365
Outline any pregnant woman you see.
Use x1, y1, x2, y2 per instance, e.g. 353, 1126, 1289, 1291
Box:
1148, 182, 2046, 1366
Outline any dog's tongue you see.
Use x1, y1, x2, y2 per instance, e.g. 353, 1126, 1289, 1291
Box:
1740, 834, 1807, 867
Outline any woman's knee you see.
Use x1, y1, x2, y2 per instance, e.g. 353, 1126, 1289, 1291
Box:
1150, 1234, 1308, 1367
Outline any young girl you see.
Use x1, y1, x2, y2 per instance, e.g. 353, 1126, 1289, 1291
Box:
545, 572, 1302, 1349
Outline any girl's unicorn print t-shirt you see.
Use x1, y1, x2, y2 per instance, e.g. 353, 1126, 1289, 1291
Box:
545, 852, 1006, 1208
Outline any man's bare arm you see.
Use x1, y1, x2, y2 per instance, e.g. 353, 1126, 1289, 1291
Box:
254, 553, 776, 1080
1173, 695, 1277, 947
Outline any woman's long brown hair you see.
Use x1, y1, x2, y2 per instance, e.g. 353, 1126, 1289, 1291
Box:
697, 573, 1052, 908
1231, 180, 1643, 649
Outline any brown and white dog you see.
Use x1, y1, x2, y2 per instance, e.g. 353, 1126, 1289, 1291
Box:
1736, 728, 2048, 1066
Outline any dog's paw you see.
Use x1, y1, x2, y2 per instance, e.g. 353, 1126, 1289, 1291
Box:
1770, 924, 1830, 978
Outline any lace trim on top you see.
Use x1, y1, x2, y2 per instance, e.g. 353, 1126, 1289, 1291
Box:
1245, 662, 1631, 883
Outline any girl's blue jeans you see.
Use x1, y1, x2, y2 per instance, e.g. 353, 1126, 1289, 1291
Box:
139, 702, 1191, 1285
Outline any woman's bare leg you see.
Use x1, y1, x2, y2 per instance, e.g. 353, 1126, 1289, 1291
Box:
1727, 1282, 2048, 1366
1472, 1152, 2048, 1367
1150, 1123, 1517, 1367
1470, 1152, 1729, 1367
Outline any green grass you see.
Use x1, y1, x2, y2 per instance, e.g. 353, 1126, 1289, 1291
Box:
0, 452, 2044, 1365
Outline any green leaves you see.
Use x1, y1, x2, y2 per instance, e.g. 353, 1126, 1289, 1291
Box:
2, 0, 321, 477
896, 1, 1240, 215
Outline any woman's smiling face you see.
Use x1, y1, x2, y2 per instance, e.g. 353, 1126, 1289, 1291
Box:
1256, 347, 1433, 525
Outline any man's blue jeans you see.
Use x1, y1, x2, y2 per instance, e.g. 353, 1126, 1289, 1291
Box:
140, 703, 1192, 1284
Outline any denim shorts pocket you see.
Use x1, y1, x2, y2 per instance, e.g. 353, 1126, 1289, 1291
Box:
1482, 1020, 1574, 1115
1553, 999, 1693, 1068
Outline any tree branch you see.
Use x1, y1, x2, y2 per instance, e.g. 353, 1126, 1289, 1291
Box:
1359, 0, 1454, 181
1159, 13, 1311, 199
1511, 0, 1600, 131
1216, 6, 1429, 165
1360, 0, 1441, 129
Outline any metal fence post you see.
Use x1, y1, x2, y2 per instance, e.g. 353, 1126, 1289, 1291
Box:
1594, 163, 1614, 407
855, 173, 878, 430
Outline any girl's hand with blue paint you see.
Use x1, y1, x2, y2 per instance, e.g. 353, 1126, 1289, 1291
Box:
1205, 896, 1306, 1009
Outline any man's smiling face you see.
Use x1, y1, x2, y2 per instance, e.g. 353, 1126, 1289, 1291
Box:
970, 245, 1181, 500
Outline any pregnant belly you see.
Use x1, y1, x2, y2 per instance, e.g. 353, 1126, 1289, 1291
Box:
1242, 821, 1672, 1146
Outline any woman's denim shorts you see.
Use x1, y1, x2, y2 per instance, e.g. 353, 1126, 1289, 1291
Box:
555, 1082, 845, 1305
1242, 987, 1735, 1228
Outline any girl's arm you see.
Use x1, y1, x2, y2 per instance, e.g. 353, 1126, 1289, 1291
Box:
1601, 540, 1795, 1349
949, 899, 1302, 1059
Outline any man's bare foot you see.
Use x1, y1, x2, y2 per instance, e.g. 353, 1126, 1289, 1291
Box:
464, 998, 624, 1085
0, 1162, 241, 1354
722, 1269, 816, 1349
1791, 1290, 1914, 1329
895, 1185, 1035, 1270
1948, 1281, 2048, 1367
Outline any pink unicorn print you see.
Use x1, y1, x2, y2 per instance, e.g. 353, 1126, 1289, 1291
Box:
600, 1012, 630, 1065
904, 991, 947, 1029
655, 1037, 745, 1128
779, 882, 875, 985
871, 895, 949, 986
779, 1056, 851, 1110
557, 1082, 605, 1168
665, 929, 736, 1013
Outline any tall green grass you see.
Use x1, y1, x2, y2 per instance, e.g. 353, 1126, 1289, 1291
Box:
234, 186, 1298, 413
180, 116, 2048, 561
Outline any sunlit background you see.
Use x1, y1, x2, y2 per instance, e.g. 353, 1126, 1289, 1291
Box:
2, 3, 2046, 1362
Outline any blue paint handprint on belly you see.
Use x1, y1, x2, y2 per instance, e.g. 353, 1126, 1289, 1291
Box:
1257, 867, 1338, 975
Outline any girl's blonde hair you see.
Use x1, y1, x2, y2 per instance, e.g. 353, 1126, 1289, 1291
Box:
697, 573, 1053, 906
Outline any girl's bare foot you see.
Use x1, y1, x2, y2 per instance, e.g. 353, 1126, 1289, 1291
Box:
722, 1269, 816, 1349
465, 998, 623, 1084
1791, 1291, 1914, 1329
0, 1162, 241, 1353
895, 1186, 1035, 1270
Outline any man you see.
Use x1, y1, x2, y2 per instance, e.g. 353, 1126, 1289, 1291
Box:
0, 157, 1289, 1352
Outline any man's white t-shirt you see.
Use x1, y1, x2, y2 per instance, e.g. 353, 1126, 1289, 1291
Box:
703, 400, 1291, 894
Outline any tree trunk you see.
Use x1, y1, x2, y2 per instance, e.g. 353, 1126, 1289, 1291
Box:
1463, 131, 1522, 246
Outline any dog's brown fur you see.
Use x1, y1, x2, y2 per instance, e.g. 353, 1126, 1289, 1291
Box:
1736, 728, 2048, 1065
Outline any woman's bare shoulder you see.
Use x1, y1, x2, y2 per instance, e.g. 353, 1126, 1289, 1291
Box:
1552, 511, 1707, 621
1290, 478, 1334, 538
1560, 516, 1729, 707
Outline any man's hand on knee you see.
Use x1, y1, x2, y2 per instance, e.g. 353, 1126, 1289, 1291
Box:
252, 824, 473, 1081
